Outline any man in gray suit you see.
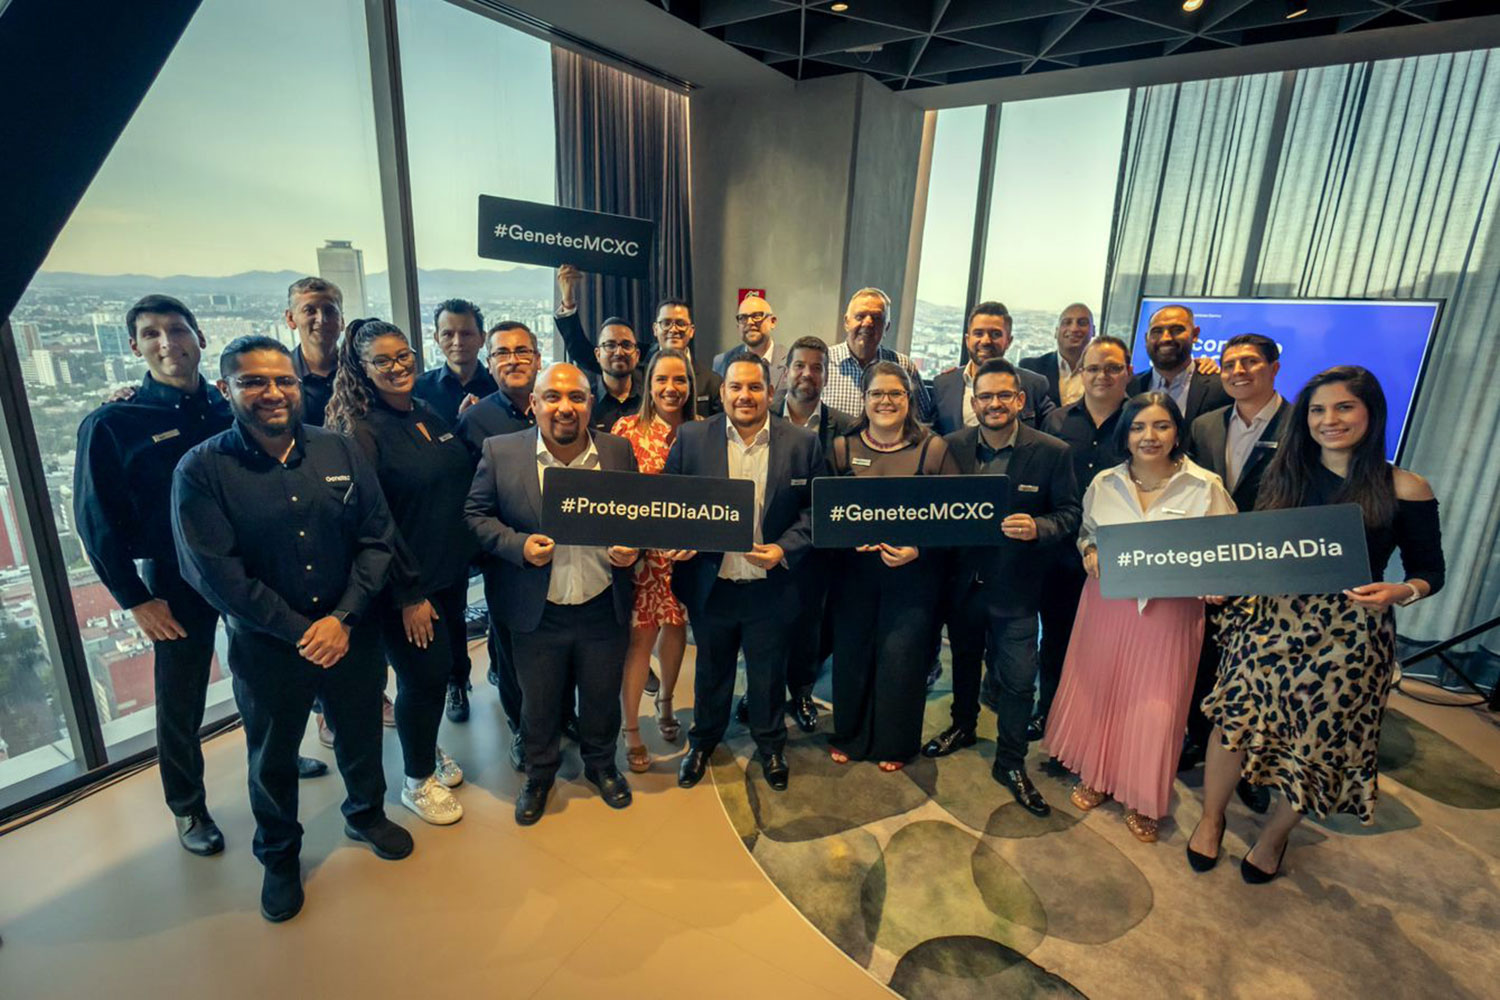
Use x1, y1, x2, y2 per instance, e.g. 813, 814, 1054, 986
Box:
714, 293, 789, 396
464, 363, 641, 826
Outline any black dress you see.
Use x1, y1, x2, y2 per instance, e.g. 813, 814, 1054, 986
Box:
828, 430, 957, 763
1202, 464, 1445, 821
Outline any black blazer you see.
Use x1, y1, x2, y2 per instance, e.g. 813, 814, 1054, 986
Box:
944, 423, 1080, 618
932, 365, 1055, 436
1188, 399, 1287, 511
1127, 368, 1231, 425
1018, 351, 1062, 409
463, 428, 638, 633
663, 413, 822, 614
769, 392, 857, 456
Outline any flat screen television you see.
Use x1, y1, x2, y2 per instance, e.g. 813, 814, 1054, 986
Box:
1132, 296, 1443, 460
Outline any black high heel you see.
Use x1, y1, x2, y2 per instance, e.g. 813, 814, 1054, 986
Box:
1240, 840, 1289, 884
1185, 817, 1225, 873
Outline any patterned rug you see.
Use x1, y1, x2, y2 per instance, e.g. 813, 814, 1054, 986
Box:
709, 659, 1500, 999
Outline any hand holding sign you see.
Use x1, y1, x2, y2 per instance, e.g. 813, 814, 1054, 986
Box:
558, 264, 581, 311
744, 542, 784, 570
524, 534, 556, 567
607, 545, 640, 568
1001, 513, 1037, 541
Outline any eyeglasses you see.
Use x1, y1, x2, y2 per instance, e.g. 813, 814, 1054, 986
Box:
232, 375, 300, 392
490, 346, 537, 361
1082, 363, 1127, 376
367, 350, 416, 373
598, 340, 638, 353
735, 311, 770, 324
974, 391, 1020, 405
866, 389, 908, 402
656, 318, 691, 330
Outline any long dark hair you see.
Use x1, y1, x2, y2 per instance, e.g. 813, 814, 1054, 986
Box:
635, 347, 697, 427
1113, 391, 1188, 461
850, 360, 927, 444
1256, 365, 1395, 527
325, 318, 407, 434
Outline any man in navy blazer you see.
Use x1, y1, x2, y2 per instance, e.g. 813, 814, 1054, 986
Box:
1019, 303, 1095, 410
665, 355, 823, 792
932, 301, 1055, 435
1127, 304, 1230, 425
464, 363, 641, 826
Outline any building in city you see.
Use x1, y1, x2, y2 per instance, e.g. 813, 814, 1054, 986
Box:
317, 239, 368, 317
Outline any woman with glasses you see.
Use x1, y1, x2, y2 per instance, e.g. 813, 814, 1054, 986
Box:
1044, 391, 1234, 843
1191, 367, 1444, 881
325, 319, 474, 825
610, 349, 698, 770
828, 362, 957, 771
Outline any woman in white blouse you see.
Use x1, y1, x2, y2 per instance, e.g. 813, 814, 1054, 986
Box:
1043, 391, 1235, 843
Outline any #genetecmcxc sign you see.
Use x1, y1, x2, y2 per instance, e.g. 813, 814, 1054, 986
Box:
812, 475, 1013, 547
477, 195, 656, 280
1096, 504, 1371, 599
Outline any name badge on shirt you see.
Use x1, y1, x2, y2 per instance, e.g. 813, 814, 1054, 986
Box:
1017, 484, 1040, 493
791, 478, 808, 486
151, 428, 181, 443
1253, 441, 1278, 450
438, 432, 455, 443
1163, 506, 1188, 516
851, 457, 872, 467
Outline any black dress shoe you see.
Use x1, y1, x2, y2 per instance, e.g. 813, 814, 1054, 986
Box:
296, 755, 328, 779
993, 766, 1051, 817
585, 766, 633, 809
921, 724, 977, 758
644, 668, 661, 696
1186, 819, 1225, 873
260, 862, 303, 923
925, 661, 943, 689
789, 695, 818, 733
734, 696, 749, 725
1024, 714, 1047, 743
678, 746, 711, 788
344, 817, 414, 860
509, 732, 527, 772
562, 717, 581, 744
760, 751, 790, 791
1236, 778, 1271, 814
515, 778, 552, 826
445, 682, 470, 723
174, 812, 225, 856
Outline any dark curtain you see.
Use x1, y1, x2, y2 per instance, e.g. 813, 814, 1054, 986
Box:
552, 47, 692, 355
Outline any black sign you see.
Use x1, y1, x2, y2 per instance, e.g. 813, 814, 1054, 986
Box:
812, 475, 1012, 548
477, 195, 656, 279
1096, 504, 1371, 599
540, 467, 755, 551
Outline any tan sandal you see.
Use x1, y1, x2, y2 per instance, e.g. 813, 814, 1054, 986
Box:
622, 727, 651, 774
830, 748, 850, 764
1124, 810, 1158, 843
878, 760, 905, 772
654, 695, 681, 743
1070, 783, 1107, 811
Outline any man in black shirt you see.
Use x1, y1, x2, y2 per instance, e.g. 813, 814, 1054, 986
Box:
553, 266, 646, 431
173, 336, 406, 923
284, 276, 343, 427
412, 298, 498, 424
454, 321, 539, 456
74, 294, 233, 856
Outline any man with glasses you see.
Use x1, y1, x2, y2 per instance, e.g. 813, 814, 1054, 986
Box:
75, 294, 234, 857
554, 265, 648, 430
173, 336, 406, 922
1020, 303, 1095, 410
1128, 304, 1229, 424
413, 298, 497, 424
652, 296, 723, 417
714, 294, 788, 395
825, 287, 933, 422
933, 301, 1055, 435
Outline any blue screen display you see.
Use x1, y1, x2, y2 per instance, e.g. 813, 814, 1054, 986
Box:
1134, 297, 1442, 459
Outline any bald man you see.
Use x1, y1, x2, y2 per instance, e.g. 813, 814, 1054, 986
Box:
713, 294, 789, 395
1020, 303, 1095, 409
464, 363, 641, 825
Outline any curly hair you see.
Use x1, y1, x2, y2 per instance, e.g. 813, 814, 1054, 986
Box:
325, 318, 408, 434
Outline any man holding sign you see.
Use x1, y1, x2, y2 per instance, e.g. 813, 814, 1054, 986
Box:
463, 363, 641, 826
666, 356, 823, 792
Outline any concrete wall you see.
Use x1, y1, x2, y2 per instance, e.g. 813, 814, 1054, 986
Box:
690, 74, 923, 359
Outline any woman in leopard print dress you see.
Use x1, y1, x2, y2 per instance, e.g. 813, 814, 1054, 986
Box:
1190, 367, 1444, 883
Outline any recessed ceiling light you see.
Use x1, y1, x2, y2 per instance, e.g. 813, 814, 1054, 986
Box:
831, 2, 849, 11
1285, 0, 1309, 17
1182, 0, 1204, 11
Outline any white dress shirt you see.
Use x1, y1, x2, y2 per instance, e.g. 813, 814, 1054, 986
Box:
781, 396, 822, 430
960, 363, 981, 428
1225, 394, 1282, 492
535, 433, 613, 605
1057, 352, 1084, 407
718, 417, 771, 581
1079, 457, 1236, 612
1149, 366, 1193, 414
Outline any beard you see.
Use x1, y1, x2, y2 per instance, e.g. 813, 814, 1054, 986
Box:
231, 397, 303, 437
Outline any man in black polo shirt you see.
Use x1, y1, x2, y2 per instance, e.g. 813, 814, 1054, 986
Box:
284, 276, 342, 427
412, 298, 498, 424
75, 294, 233, 856
553, 266, 646, 431
173, 336, 407, 923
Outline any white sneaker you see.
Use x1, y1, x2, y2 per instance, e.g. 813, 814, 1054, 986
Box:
401, 776, 463, 825
435, 746, 464, 788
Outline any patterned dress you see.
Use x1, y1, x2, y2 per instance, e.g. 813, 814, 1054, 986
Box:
611, 414, 688, 628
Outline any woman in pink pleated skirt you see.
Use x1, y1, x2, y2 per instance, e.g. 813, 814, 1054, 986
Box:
1043, 391, 1235, 842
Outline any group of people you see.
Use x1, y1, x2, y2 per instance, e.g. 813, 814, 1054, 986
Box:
74, 269, 1443, 923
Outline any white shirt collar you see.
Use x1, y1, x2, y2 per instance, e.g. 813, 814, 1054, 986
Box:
725, 414, 771, 448
535, 429, 598, 468
1231, 393, 1282, 430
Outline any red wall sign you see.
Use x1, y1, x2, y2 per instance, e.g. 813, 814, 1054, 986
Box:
737, 288, 766, 304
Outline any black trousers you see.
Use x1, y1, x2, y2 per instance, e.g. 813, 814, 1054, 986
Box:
1186, 611, 1224, 751
690, 577, 795, 756
785, 556, 835, 698
510, 590, 628, 783
1035, 557, 1086, 722
380, 584, 461, 779
227, 625, 386, 868
483, 571, 524, 731
948, 589, 1040, 770
143, 559, 220, 817
437, 577, 472, 689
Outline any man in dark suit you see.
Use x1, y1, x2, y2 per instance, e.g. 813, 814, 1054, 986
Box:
766, 335, 854, 731
932, 301, 1055, 435
923, 360, 1079, 816
1128, 303, 1229, 424
713, 293, 789, 396
1020, 302, 1094, 410
666, 356, 823, 792
1182, 333, 1285, 813
464, 363, 641, 826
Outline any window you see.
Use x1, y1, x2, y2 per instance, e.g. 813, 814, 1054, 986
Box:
397, 0, 559, 363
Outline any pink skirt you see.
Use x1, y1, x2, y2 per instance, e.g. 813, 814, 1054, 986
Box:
1043, 577, 1204, 819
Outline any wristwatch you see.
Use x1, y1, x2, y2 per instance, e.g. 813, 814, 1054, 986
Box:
331, 609, 356, 625
1397, 583, 1422, 607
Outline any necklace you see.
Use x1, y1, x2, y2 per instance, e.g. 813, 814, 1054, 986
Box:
860, 428, 908, 453
1129, 457, 1180, 492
